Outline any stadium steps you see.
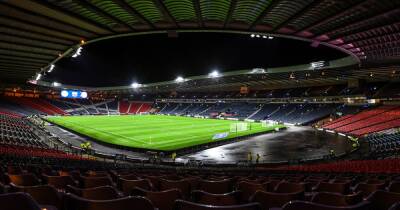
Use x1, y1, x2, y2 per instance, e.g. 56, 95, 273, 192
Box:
158, 104, 168, 113
134, 103, 142, 114
168, 104, 180, 114
138, 103, 152, 113
127, 102, 133, 113
246, 105, 263, 119
119, 101, 130, 114
197, 106, 211, 115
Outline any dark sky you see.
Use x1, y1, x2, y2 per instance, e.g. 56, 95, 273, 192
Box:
44, 32, 347, 87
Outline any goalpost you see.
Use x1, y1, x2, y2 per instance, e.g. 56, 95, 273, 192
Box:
230, 122, 249, 133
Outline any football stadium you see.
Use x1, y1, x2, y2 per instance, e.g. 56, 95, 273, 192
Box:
1, 0, 400, 209
46, 115, 284, 151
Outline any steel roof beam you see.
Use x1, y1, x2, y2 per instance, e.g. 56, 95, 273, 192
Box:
319, 7, 400, 42
6, 0, 112, 35
78, 0, 136, 31
249, 0, 282, 30
271, 0, 322, 32
294, 0, 369, 34
153, 0, 178, 28
224, 0, 237, 28
192, 0, 204, 27
112, 0, 156, 29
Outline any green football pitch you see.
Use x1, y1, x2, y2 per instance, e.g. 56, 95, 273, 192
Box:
46, 115, 285, 151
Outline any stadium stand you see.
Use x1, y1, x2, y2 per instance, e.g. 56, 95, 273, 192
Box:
0, 0, 400, 209
1, 159, 400, 210
322, 106, 400, 136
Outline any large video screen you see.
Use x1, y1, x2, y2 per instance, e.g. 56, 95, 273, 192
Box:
60, 90, 88, 99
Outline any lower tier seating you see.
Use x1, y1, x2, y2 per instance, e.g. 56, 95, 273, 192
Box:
1, 159, 400, 210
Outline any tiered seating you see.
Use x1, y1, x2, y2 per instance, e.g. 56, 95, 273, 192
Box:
323, 106, 395, 130
2, 160, 400, 210
352, 119, 400, 136
249, 104, 280, 120
364, 133, 400, 157
322, 106, 400, 136
0, 110, 21, 118
128, 102, 140, 114
280, 159, 400, 173
8, 97, 66, 115
118, 101, 130, 114
0, 113, 87, 162
335, 107, 400, 133
0, 114, 44, 147
119, 101, 153, 114
0, 144, 86, 160
136, 102, 152, 114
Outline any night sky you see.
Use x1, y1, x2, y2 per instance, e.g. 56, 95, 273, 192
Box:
44, 32, 347, 87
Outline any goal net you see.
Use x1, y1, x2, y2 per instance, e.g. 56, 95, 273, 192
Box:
230, 123, 249, 132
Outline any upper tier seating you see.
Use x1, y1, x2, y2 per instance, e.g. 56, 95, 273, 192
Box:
7, 97, 66, 115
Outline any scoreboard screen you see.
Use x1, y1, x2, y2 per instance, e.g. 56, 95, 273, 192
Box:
60, 90, 88, 99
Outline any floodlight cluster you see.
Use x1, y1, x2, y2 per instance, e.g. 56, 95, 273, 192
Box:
250, 34, 274, 39
208, 70, 220, 78
131, 82, 142, 88
72, 47, 82, 58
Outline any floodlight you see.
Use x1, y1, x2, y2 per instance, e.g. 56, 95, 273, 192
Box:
131, 82, 141, 88
250, 34, 255, 38
262, 35, 267, 39
52, 82, 61, 87
72, 47, 82, 58
35, 73, 42, 81
250, 68, 266, 74
268, 36, 274, 39
175, 76, 185, 83
48, 64, 55, 73
209, 70, 220, 78
256, 34, 260, 38
311, 61, 326, 69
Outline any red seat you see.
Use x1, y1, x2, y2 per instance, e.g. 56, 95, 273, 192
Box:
250, 190, 304, 210
119, 178, 152, 195
64, 193, 155, 210
366, 190, 400, 210
192, 190, 241, 206
9, 174, 40, 186
159, 179, 191, 198
237, 181, 267, 202
311, 192, 363, 206
173, 199, 261, 210
282, 200, 371, 210
197, 179, 233, 194
142, 189, 182, 210
10, 185, 63, 210
67, 185, 121, 200
0, 192, 42, 210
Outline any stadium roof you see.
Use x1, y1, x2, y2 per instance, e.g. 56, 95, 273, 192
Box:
0, 0, 399, 83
